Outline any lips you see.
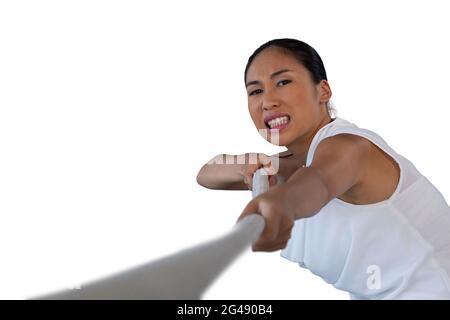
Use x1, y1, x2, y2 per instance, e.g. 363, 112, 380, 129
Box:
263, 112, 291, 128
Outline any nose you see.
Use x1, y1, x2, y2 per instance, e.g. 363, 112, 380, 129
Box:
262, 89, 280, 111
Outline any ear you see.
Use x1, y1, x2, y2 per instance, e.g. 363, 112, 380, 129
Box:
317, 80, 332, 103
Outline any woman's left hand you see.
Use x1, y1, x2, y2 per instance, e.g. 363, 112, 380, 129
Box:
237, 185, 295, 252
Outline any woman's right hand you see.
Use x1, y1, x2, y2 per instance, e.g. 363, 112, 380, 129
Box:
239, 153, 278, 190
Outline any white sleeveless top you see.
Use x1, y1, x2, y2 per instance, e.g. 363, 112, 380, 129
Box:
280, 117, 450, 299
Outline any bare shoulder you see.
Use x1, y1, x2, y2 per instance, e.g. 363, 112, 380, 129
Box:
309, 134, 372, 201
312, 134, 372, 171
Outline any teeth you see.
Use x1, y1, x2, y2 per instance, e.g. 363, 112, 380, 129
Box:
267, 116, 289, 128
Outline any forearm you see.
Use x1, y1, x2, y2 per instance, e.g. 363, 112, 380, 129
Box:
196, 154, 245, 190
280, 166, 330, 220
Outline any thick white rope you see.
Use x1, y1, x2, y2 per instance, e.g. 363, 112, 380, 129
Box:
33, 169, 271, 300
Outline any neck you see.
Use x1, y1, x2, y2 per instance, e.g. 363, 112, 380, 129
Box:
286, 115, 333, 165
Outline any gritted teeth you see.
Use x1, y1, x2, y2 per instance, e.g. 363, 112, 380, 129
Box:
266, 116, 290, 128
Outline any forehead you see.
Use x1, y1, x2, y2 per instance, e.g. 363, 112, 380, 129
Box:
246, 47, 309, 80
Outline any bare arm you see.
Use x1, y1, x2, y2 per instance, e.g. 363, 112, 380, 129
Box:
196, 154, 248, 190
237, 134, 371, 251
196, 151, 298, 191
282, 134, 370, 219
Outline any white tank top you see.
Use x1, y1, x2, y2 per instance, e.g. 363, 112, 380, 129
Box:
280, 117, 450, 299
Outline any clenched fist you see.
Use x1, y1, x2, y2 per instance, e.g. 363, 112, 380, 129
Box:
238, 153, 279, 190
237, 183, 295, 252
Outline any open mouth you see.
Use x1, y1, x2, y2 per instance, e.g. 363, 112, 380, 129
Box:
264, 115, 291, 129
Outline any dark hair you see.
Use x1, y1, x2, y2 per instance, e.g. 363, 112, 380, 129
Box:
244, 38, 336, 118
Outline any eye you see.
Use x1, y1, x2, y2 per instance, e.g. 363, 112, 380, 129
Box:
277, 79, 291, 86
248, 89, 262, 96
248, 80, 291, 96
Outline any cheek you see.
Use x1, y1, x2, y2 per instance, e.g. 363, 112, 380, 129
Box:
248, 102, 261, 117
287, 91, 314, 114
287, 88, 306, 103
248, 110, 265, 129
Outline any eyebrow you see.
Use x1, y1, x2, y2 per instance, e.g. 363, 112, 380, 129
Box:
245, 69, 293, 88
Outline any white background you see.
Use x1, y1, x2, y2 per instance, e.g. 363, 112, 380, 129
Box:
0, 0, 449, 299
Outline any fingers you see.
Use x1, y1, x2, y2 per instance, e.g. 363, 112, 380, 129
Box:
268, 174, 277, 187
238, 186, 295, 252
242, 168, 256, 190
241, 153, 279, 191
260, 154, 278, 175
251, 216, 294, 252
252, 242, 286, 252
252, 231, 292, 252
244, 173, 277, 190
236, 198, 259, 223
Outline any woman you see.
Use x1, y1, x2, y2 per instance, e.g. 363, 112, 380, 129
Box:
196, 38, 450, 299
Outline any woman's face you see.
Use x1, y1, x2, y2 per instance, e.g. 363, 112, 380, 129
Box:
245, 47, 331, 147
